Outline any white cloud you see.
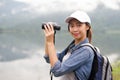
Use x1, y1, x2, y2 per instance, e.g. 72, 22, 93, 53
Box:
100, 0, 120, 10
14, 0, 99, 14
0, 55, 49, 80
14, 0, 120, 15
0, 49, 50, 80
0, 2, 4, 7
0, 13, 7, 17
11, 9, 17, 15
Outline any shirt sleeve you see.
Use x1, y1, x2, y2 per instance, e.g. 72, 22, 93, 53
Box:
44, 54, 50, 63
43, 49, 66, 63
51, 47, 94, 77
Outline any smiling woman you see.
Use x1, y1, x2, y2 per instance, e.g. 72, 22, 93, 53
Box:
43, 10, 94, 80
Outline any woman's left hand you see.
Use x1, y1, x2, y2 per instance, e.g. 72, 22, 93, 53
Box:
43, 23, 55, 44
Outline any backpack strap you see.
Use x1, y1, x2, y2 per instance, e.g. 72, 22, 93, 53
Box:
80, 43, 99, 52
102, 56, 108, 80
102, 56, 113, 80
80, 43, 99, 80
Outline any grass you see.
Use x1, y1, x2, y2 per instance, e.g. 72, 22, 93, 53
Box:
112, 61, 120, 80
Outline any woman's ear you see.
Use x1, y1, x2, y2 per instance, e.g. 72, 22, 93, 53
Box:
85, 22, 91, 31
86, 25, 90, 31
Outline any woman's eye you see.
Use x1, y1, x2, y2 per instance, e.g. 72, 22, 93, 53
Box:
77, 24, 82, 27
70, 25, 74, 28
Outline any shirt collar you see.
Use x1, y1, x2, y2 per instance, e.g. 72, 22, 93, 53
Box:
69, 38, 89, 52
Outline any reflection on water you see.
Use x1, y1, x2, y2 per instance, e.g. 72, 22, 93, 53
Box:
0, 32, 39, 61
0, 31, 51, 80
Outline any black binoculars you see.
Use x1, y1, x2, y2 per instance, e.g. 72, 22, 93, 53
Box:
41, 22, 61, 31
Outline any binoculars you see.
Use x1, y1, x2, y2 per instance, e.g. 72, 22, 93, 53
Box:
41, 22, 61, 31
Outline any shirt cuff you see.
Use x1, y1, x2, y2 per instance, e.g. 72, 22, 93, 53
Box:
44, 54, 50, 63
51, 60, 61, 73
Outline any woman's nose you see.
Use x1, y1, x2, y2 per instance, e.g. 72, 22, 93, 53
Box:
73, 26, 78, 31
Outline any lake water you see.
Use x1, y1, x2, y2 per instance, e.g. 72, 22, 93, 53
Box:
0, 30, 119, 80
0, 29, 72, 80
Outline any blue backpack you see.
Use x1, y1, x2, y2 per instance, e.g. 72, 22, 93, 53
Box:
50, 42, 113, 80
80, 43, 113, 80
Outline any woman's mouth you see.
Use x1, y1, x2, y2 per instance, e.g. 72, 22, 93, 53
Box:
73, 33, 79, 37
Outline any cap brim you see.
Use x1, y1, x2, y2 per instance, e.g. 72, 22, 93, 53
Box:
65, 17, 75, 23
65, 16, 85, 23
65, 16, 91, 24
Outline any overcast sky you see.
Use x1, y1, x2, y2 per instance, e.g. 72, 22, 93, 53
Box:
0, 0, 120, 16
14, 0, 120, 14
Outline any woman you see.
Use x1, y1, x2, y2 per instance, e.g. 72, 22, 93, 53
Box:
43, 11, 94, 80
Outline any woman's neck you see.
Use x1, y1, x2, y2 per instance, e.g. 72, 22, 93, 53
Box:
74, 37, 86, 45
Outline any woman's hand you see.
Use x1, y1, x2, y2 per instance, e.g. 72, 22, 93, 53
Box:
43, 23, 58, 67
43, 23, 55, 44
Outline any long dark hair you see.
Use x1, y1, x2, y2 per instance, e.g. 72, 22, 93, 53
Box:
86, 22, 92, 43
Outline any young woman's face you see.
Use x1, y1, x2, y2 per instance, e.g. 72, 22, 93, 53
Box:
69, 18, 89, 41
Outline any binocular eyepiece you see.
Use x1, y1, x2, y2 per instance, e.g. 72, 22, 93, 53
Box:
41, 22, 61, 31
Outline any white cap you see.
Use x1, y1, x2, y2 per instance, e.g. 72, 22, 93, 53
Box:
65, 11, 91, 24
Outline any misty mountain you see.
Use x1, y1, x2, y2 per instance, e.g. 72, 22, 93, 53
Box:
0, 0, 120, 30
0, 1, 120, 57
0, 0, 35, 28
90, 4, 120, 30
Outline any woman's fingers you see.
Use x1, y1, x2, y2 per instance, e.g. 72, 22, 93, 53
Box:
46, 23, 54, 33
43, 23, 54, 36
44, 25, 48, 33
49, 23, 54, 31
43, 23, 55, 43
46, 23, 54, 32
